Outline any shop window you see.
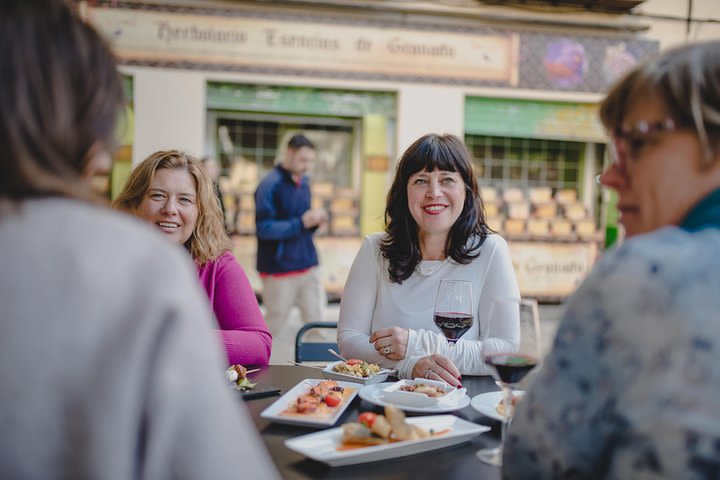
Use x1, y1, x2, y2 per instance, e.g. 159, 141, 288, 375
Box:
466, 134, 583, 189
466, 134, 597, 241
214, 116, 356, 236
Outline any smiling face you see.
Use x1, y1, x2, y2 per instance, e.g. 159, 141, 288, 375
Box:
407, 168, 466, 240
135, 168, 199, 245
601, 89, 712, 237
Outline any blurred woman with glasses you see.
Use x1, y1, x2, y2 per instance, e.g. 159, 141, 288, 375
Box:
505, 40, 720, 478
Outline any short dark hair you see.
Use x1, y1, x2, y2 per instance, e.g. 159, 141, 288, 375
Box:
287, 134, 315, 151
380, 133, 490, 284
0, 0, 124, 201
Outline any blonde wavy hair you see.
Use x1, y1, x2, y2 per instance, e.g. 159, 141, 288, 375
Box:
113, 150, 230, 265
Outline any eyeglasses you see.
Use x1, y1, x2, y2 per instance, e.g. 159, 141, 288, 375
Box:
608, 118, 677, 166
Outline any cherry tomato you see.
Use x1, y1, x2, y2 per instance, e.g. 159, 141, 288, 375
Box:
357, 412, 377, 428
346, 359, 363, 366
324, 394, 341, 407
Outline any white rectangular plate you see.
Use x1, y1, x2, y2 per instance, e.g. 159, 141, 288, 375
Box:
260, 379, 359, 427
284, 415, 490, 466
322, 361, 392, 385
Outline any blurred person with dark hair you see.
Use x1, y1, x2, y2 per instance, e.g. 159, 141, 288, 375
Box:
114, 150, 271, 367
0, 1, 278, 478
505, 40, 720, 478
338, 134, 520, 385
254, 134, 328, 337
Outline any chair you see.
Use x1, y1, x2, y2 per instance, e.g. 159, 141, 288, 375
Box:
294, 321, 339, 363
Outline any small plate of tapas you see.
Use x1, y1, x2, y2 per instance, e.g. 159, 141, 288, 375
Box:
285, 405, 489, 466
358, 382, 471, 413
260, 379, 359, 427
470, 390, 525, 421
322, 360, 394, 385
382, 379, 467, 408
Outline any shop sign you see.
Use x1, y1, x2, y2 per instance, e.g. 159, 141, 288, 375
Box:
508, 241, 598, 300
88, 6, 519, 85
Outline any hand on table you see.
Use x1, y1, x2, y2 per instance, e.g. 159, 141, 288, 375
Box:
369, 327, 409, 361
411, 353, 462, 388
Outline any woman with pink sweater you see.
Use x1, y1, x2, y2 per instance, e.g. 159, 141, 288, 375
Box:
114, 150, 271, 366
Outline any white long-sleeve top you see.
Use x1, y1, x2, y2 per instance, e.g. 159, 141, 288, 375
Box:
338, 232, 520, 378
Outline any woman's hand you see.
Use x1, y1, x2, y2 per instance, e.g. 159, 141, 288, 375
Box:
411, 354, 462, 387
369, 327, 409, 361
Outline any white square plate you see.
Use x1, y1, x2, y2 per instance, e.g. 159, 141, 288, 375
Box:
284, 415, 490, 466
382, 379, 466, 407
322, 361, 393, 385
260, 379, 359, 427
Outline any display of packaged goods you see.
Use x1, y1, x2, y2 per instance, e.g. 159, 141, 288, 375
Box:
486, 216, 503, 232
527, 218, 549, 237
575, 219, 597, 237
312, 197, 326, 210
331, 215, 359, 235
331, 198, 355, 212
502, 188, 525, 203
484, 202, 500, 217
480, 187, 498, 203
504, 218, 526, 235
555, 189, 578, 205
528, 187, 552, 204
532, 202, 557, 219
239, 193, 255, 211
236, 211, 255, 233
335, 188, 358, 199
312, 182, 335, 198
549, 218, 573, 236
563, 203, 587, 221
507, 202, 530, 220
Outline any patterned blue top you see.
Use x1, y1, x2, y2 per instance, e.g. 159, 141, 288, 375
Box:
504, 189, 720, 479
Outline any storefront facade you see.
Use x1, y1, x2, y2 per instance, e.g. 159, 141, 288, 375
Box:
88, 0, 659, 300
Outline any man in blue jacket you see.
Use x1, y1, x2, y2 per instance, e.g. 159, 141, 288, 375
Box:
255, 134, 328, 338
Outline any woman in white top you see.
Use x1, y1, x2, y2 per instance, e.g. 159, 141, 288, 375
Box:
338, 133, 520, 385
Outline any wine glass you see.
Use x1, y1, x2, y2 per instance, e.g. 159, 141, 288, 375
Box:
476, 297, 541, 466
433, 280, 473, 345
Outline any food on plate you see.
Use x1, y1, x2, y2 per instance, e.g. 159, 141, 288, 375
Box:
281, 380, 356, 417
225, 364, 256, 391
398, 383, 447, 398
333, 359, 382, 378
340, 405, 445, 449
495, 393, 522, 417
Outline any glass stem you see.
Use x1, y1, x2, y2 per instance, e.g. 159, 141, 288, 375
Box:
500, 383, 512, 452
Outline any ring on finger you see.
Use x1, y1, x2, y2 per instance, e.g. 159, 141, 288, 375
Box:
425, 369, 433, 379
383, 345, 392, 355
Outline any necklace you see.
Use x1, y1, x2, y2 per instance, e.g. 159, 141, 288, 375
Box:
418, 259, 447, 276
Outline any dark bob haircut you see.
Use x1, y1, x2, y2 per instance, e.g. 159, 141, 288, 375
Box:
380, 133, 490, 284
0, 0, 124, 202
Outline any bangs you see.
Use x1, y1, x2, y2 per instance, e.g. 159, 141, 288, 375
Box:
410, 137, 466, 175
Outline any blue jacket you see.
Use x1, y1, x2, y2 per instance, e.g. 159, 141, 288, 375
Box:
254, 165, 319, 274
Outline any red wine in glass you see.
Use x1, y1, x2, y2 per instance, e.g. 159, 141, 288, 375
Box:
434, 312, 473, 343
485, 353, 537, 384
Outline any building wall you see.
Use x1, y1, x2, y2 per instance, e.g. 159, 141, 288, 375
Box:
639, 0, 720, 47
120, 0, 720, 165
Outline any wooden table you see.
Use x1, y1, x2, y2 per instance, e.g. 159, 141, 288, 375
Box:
239, 365, 502, 479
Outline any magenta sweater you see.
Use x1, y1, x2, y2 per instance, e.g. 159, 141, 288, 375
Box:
197, 251, 271, 367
